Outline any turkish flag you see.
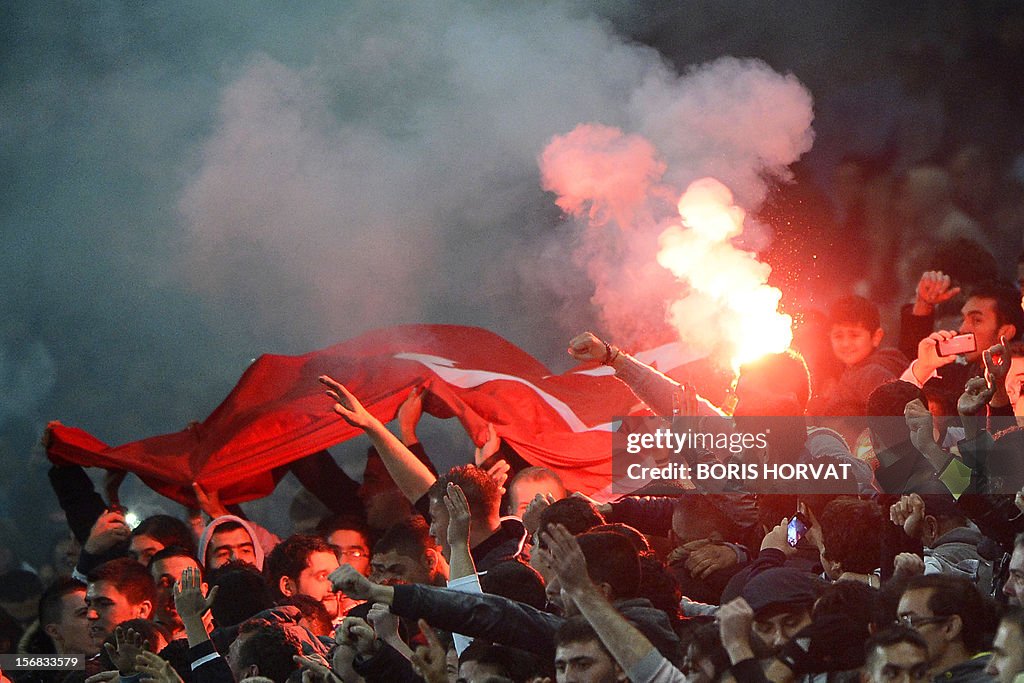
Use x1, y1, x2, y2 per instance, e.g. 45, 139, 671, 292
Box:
46, 325, 654, 505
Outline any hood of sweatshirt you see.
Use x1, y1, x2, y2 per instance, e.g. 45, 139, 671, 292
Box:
198, 515, 268, 571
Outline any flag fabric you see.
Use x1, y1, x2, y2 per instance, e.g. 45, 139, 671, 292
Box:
46, 325, 658, 505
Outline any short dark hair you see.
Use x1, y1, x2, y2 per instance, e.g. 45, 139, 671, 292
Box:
820, 498, 884, 574
576, 531, 640, 600
479, 560, 546, 610
263, 534, 333, 600
829, 294, 881, 332
864, 625, 928, 665
87, 558, 156, 606
205, 560, 273, 627
589, 523, 651, 555
316, 515, 372, 546
38, 578, 86, 627
459, 640, 546, 682
537, 497, 605, 540
236, 620, 302, 683
373, 516, 436, 560
866, 380, 926, 448
814, 580, 877, 632
902, 574, 997, 654
431, 465, 501, 519
133, 515, 197, 558
967, 280, 1024, 340
148, 546, 201, 574
554, 614, 605, 650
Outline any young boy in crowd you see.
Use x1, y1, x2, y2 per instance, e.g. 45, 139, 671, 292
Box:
823, 295, 909, 414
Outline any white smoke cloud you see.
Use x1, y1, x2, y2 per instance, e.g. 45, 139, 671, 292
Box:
177, 1, 669, 347
537, 56, 815, 352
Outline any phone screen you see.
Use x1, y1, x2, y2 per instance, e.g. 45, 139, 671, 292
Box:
787, 514, 809, 547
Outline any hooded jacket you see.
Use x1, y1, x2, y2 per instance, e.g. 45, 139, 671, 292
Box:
924, 526, 993, 589
197, 515, 276, 571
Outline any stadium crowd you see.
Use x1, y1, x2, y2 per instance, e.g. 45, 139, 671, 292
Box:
5, 8, 1024, 681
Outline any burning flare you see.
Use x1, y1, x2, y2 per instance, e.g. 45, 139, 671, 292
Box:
658, 178, 792, 369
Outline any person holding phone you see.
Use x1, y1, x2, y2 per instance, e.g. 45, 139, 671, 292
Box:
901, 280, 1022, 415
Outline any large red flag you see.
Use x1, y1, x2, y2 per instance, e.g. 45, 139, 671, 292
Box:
46, 325, 662, 505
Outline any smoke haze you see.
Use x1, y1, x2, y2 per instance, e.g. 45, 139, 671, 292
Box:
4, 0, 1014, 551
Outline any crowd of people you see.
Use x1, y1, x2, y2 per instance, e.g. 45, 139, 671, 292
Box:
3, 257, 1024, 682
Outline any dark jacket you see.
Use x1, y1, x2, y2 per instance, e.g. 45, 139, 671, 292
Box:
389, 583, 683, 665
826, 348, 909, 414
187, 641, 234, 683
473, 517, 527, 571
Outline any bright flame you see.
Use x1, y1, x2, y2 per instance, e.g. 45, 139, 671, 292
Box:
658, 177, 792, 369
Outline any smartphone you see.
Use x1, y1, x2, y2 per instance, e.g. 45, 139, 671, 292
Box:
936, 333, 976, 357
787, 512, 810, 547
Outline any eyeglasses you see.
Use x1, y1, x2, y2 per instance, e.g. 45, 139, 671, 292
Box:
331, 546, 367, 559
896, 614, 949, 629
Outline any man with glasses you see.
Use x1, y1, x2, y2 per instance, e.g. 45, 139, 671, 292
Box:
318, 515, 373, 616
317, 515, 372, 576
896, 574, 994, 681
862, 627, 930, 683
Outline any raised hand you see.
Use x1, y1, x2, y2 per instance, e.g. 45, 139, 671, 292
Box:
760, 518, 797, 556
173, 566, 217, 621
367, 602, 403, 650
319, 375, 378, 430
335, 616, 379, 657
410, 619, 449, 683
914, 271, 961, 314
84, 509, 131, 555
889, 493, 925, 538
567, 332, 611, 363
914, 331, 959, 382
329, 563, 377, 601
983, 337, 1010, 390
104, 627, 149, 676
192, 482, 229, 519
475, 422, 501, 465
444, 483, 472, 550
522, 492, 555, 534
293, 653, 342, 683
958, 376, 995, 417
893, 552, 925, 577
904, 398, 938, 454
536, 524, 591, 597
397, 387, 425, 444
135, 650, 184, 683
103, 469, 127, 508
717, 597, 755, 662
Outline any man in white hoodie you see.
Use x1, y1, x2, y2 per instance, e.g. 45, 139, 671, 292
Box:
198, 515, 274, 571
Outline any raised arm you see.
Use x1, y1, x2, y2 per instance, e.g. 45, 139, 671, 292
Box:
569, 331, 704, 417
320, 375, 436, 503
537, 524, 675, 679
